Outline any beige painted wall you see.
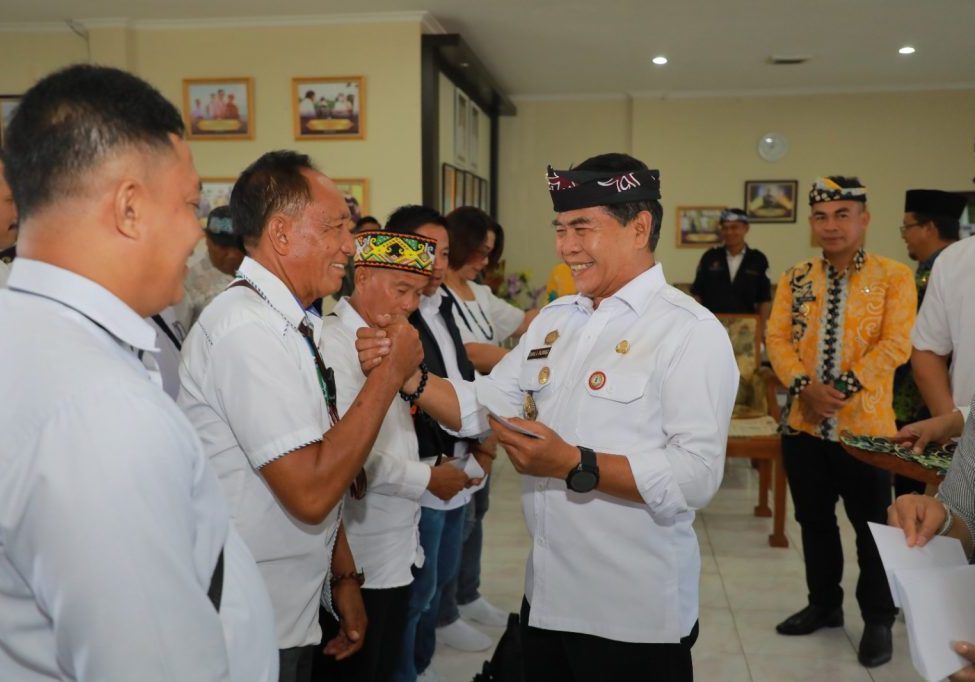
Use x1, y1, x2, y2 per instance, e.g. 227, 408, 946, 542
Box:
1, 21, 423, 220
498, 90, 975, 288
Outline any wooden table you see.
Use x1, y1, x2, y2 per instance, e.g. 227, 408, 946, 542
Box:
726, 434, 789, 548
840, 443, 944, 486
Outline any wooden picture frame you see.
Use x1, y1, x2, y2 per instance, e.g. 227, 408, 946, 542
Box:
293, 76, 365, 140
744, 179, 798, 223
441, 163, 459, 215
676, 206, 724, 247
198, 177, 236, 227
0, 95, 21, 146
183, 78, 254, 140
333, 177, 369, 219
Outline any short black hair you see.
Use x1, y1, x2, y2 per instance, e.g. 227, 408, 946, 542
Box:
356, 215, 381, 230
445, 206, 504, 269
573, 152, 663, 251
2, 64, 184, 222
912, 211, 961, 242
231, 150, 316, 247
385, 204, 447, 237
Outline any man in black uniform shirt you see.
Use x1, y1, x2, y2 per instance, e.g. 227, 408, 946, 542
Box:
691, 208, 772, 323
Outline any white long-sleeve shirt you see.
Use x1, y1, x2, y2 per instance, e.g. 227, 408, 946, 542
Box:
473, 264, 738, 643
0, 259, 276, 681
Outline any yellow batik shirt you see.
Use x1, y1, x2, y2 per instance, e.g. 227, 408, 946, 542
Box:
766, 250, 916, 441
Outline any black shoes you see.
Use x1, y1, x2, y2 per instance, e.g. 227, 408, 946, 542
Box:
858, 623, 893, 668
775, 604, 844, 635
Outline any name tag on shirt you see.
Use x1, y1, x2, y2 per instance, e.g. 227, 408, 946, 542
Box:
527, 347, 552, 360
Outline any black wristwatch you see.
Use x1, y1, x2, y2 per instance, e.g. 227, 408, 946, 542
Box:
566, 446, 599, 493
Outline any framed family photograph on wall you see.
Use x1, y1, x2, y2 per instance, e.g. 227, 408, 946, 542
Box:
183, 78, 253, 140
333, 178, 369, 218
197, 178, 236, 227
744, 179, 798, 223
0, 95, 21, 146
293, 77, 365, 140
676, 206, 724, 247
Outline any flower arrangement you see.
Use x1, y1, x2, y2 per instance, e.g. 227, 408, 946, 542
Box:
483, 259, 545, 310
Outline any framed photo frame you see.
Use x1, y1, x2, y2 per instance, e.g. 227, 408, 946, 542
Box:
183, 78, 254, 140
0, 95, 21, 146
293, 76, 365, 141
441, 164, 459, 215
333, 178, 369, 220
469, 105, 481, 170
744, 179, 798, 223
676, 206, 724, 247
455, 90, 469, 166
198, 177, 236, 227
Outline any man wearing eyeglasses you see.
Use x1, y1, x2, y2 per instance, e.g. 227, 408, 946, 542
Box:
892, 189, 963, 496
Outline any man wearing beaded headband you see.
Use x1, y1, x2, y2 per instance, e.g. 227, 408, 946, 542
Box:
766, 175, 915, 667
318, 224, 471, 681
178, 150, 424, 682
691, 207, 773, 320
363, 153, 739, 680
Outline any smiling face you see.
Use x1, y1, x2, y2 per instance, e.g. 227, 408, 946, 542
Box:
809, 200, 869, 259
284, 170, 355, 303
0, 160, 19, 250
553, 205, 653, 305
719, 219, 748, 252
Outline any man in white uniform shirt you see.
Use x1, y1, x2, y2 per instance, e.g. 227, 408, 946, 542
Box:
178, 150, 423, 682
362, 153, 739, 680
0, 64, 276, 681
319, 224, 470, 681
0, 154, 18, 286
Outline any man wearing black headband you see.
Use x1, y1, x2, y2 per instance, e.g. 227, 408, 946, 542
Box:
366, 153, 739, 680
690, 208, 772, 320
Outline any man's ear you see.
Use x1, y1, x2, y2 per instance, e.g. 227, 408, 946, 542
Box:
113, 178, 143, 240
630, 210, 652, 250
266, 215, 292, 256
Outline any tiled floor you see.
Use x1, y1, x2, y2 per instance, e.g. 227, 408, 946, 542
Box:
430, 456, 926, 681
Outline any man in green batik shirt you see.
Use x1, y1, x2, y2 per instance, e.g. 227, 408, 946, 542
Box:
892, 188, 964, 496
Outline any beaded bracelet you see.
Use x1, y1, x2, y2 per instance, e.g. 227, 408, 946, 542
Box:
789, 375, 811, 397
399, 363, 429, 404
330, 569, 365, 587
833, 370, 863, 398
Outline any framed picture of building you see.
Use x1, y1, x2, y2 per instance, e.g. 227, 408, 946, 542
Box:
333, 177, 369, 220
744, 179, 798, 223
676, 206, 724, 247
293, 77, 365, 140
183, 78, 254, 140
198, 177, 236, 227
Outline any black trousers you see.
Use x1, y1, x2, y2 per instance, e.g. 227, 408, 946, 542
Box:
782, 432, 896, 626
520, 597, 698, 682
279, 645, 316, 682
314, 584, 411, 682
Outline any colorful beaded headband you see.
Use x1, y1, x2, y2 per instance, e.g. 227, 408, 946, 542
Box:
354, 231, 435, 275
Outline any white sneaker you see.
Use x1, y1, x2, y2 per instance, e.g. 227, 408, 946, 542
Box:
459, 596, 510, 627
417, 668, 441, 682
436, 618, 493, 652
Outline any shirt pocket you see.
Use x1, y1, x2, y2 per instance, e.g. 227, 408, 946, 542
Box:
576, 367, 654, 449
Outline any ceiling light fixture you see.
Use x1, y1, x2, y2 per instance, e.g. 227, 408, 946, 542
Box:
651, 56, 668, 65
898, 46, 916, 55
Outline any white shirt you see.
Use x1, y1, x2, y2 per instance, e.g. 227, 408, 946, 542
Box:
726, 246, 746, 281
447, 281, 525, 345
0, 259, 9, 287
473, 264, 738, 643
322, 299, 429, 588
912, 236, 975, 409
144, 306, 187, 399
180, 257, 234, 330
417, 290, 486, 510
178, 256, 341, 649
0, 259, 277, 681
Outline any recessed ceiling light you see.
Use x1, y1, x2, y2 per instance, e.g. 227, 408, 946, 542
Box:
652, 56, 668, 65
898, 46, 916, 55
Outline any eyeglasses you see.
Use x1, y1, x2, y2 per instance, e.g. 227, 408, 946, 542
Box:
899, 221, 925, 234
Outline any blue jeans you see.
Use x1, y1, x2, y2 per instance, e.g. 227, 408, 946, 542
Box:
437, 479, 490, 626
393, 505, 465, 682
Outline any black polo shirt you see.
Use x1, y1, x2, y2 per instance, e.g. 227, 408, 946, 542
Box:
691, 245, 772, 314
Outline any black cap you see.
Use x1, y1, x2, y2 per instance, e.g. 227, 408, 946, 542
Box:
904, 189, 966, 219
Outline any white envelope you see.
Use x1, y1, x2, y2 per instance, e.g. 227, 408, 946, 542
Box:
896, 565, 975, 682
867, 522, 967, 607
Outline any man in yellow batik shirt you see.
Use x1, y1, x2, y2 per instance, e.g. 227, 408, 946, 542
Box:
766, 176, 915, 670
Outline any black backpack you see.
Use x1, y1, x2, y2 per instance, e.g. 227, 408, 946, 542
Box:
472, 612, 524, 682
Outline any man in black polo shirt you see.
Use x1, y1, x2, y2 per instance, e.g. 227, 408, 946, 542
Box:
691, 208, 772, 322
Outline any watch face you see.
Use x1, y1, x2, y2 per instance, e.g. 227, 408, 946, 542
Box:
569, 470, 598, 493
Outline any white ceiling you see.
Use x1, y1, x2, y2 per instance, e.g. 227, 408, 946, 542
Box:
2, 0, 974, 97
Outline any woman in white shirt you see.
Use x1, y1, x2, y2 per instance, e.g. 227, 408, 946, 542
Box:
442, 208, 538, 374
436, 207, 538, 646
